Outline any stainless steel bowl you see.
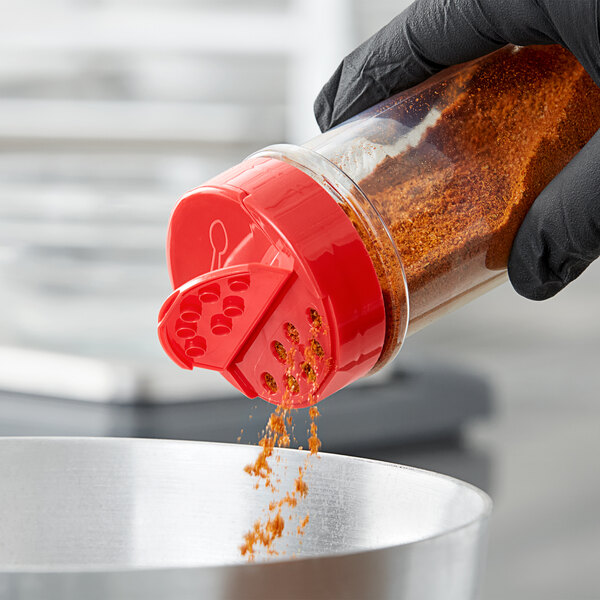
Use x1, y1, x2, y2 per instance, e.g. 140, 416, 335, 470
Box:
0, 437, 491, 599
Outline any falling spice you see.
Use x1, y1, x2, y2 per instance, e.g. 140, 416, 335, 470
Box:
330, 45, 600, 366
297, 514, 310, 536
240, 408, 320, 559
308, 407, 321, 455
240, 312, 325, 560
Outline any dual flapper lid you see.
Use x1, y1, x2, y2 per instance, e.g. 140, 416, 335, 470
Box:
158, 156, 386, 407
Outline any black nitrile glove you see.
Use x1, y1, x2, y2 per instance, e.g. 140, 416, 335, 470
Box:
314, 0, 600, 301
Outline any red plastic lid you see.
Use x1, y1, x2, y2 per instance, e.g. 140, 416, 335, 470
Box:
158, 156, 386, 407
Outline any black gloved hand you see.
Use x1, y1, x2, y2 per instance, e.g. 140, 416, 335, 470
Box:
314, 0, 600, 301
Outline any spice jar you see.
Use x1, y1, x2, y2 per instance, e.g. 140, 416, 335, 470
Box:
158, 44, 600, 407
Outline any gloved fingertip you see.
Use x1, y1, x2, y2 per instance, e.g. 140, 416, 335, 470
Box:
509, 269, 564, 300
508, 243, 565, 301
313, 92, 332, 133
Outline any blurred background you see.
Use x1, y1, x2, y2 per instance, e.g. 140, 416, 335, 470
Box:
0, 1, 598, 598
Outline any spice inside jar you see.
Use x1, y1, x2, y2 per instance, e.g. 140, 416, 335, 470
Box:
308, 44, 600, 367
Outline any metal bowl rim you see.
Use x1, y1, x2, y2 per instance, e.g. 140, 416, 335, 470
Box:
0, 436, 493, 573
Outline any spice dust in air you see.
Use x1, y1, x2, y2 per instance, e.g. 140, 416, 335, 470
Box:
240, 312, 325, 560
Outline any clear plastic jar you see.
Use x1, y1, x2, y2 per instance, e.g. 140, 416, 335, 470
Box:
252, 44, 600, 370
159, 44, 600, 405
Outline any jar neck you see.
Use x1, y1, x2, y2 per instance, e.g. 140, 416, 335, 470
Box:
249, 143, 409, 371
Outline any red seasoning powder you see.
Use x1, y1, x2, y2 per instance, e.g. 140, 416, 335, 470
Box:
338, 45, 600, 366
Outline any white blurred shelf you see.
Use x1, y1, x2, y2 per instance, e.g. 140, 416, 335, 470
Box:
0, 0, 357, 366
0, 8, 294, 54
0, 99, 284, 145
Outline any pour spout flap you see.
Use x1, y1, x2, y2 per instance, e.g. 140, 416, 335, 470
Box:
158, 263, 293, 374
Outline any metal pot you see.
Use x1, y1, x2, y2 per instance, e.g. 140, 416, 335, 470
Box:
0, 437, 491, 599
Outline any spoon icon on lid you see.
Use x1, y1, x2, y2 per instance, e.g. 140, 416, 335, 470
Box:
209, 220, 228, 271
